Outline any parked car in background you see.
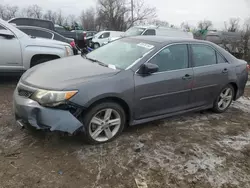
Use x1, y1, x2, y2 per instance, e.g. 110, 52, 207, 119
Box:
9, 18, 87, 49
90, 30, 124, 49
13, 36, 248, 144
0, 19, 73, 74
124, 26, 194, 38
107, 25, 194, 44
17, 25, 78, 55
204, 31, 245, 58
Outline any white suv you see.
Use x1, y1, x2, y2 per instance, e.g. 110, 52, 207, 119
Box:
0, 19, 73, 74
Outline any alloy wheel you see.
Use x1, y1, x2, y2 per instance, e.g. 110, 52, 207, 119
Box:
217, 87, 233, 111
88, 108, 121, 142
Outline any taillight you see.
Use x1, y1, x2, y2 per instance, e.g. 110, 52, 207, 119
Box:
247, 64, 250, 72
83, 32, 87, 41
70, 41, 76, 48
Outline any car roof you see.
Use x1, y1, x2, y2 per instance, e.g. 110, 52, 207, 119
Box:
17, 25, 53, 32
127, 35, 202, 44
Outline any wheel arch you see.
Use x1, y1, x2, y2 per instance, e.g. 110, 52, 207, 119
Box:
228, 82, 238, 100
85, 96, 131, 124
30, 54, 60, 67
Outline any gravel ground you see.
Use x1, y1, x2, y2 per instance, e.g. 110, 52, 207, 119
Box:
0, 77, 250, 188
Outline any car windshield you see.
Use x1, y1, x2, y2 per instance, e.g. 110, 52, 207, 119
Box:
124, 27, 146, 36
86, 38, 155, 69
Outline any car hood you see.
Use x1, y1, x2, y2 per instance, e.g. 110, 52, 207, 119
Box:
21, 55, 120, 90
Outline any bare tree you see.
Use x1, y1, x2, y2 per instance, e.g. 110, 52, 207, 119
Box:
67, 14, 76, 27
56, 10, 65, 25
224, 18, 240, 32
81, 7, 97, 30
197, 20, 213, 30
0, 5, 6, 20
96, 0, 156, 31
181, 22, 191, 31
96, 0, 129, 30
43, 10, 53, 21
130, 0, 156, 27
24, 5, 43, 19
0, 4, 19, 20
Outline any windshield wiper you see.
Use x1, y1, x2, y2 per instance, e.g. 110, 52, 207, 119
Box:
85, 57, 108, 67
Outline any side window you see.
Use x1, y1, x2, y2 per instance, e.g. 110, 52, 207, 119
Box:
143, 29, 156, 35
217, 52, 227, 63
99, 32, 110, 39
191, 44, 216, 67
19, 28, 34, 36
0, 25, 7, 30
53, 33, 66, 42
21, 29, 53, 39
150, 44, 189, 72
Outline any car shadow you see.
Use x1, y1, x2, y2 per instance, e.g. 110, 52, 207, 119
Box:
0, 75, 20, 86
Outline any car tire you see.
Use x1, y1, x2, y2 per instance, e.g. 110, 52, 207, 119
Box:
212, 84, 235, 113
93, 43, 100, 49
82, 102, 126, 144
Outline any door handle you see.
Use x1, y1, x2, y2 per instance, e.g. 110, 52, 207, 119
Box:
222, 68, 228, 73
182, 74, 192, 80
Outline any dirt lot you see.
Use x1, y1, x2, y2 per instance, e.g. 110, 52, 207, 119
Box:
0, 77, 250, 188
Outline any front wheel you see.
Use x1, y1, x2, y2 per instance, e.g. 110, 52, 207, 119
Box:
82, 102, 126, 144
93, 43, 100, 49
212, 84, 235, 113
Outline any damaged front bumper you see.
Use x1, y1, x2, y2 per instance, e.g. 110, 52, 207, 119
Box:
13, 89, 83, 134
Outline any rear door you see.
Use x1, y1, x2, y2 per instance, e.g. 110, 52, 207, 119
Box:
190, 43, 231, 107
0, 24, 22, 71
134, 44, 194, 119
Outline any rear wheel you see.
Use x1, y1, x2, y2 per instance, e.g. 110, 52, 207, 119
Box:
82, 102, 126, 144
212, 84, 234, 113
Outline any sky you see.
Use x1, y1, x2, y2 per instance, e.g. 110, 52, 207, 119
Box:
1, 0, 250, 29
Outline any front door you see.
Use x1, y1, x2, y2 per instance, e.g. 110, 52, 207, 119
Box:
0, 24, 22, 71
190, 43, 231, 107
134, 44, 194, 120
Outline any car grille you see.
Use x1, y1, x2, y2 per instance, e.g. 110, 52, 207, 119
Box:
18, 89, 34, 98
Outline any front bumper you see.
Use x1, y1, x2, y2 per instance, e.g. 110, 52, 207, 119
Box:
13, 89, 83, 134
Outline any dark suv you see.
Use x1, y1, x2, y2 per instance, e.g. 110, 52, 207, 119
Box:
9, 18, 87, 49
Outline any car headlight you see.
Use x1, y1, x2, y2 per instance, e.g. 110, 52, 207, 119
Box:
65, 46, 73, 56
31, 89, 78, 107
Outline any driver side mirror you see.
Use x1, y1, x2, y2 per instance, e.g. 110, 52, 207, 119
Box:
138, 63, 159, 75
0, 30, 15, 39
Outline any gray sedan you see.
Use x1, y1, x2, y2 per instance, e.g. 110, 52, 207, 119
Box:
13, 36, 249, 144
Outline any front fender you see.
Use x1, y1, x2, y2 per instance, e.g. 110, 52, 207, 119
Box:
22, 45, 66, 70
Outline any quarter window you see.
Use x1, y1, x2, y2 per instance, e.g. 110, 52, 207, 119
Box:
217, 53, 227, 63
191, 44, 216, 67
143, 29, 156, 35
150, 44, 189, 72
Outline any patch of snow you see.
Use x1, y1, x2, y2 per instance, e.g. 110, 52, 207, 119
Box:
183, 145, 225, 174
218, 131, 250, 150
232, 97, 250, 113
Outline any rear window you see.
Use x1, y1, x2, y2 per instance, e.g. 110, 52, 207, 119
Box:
9, 18, 54, 30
